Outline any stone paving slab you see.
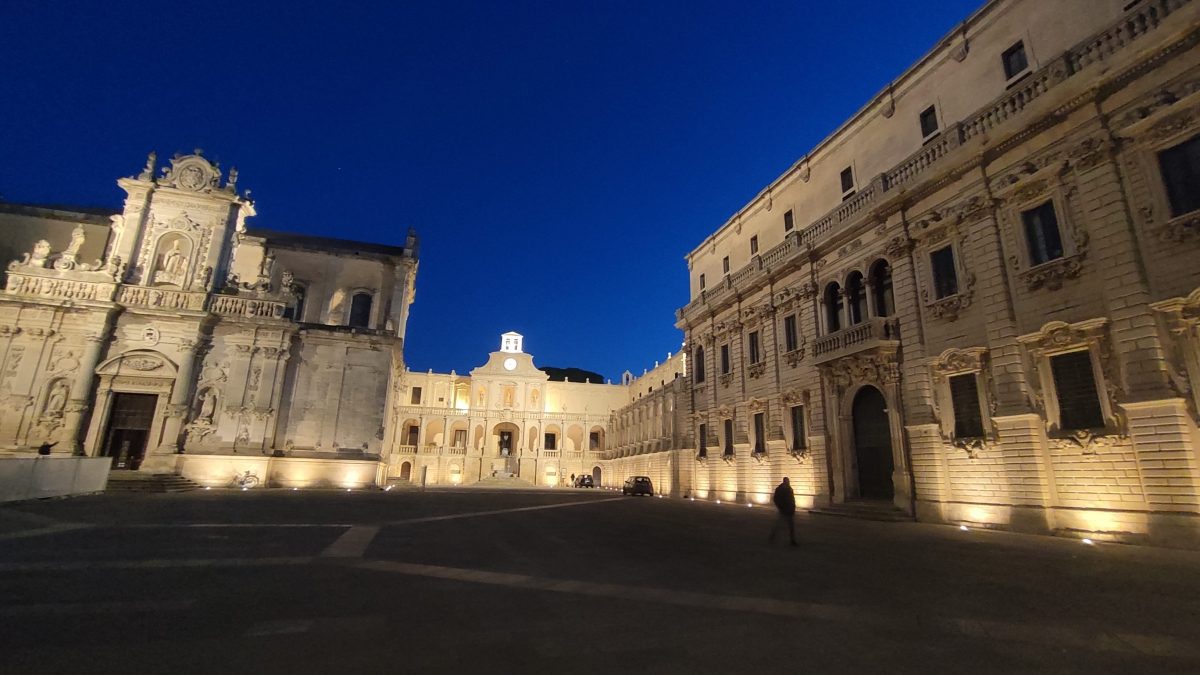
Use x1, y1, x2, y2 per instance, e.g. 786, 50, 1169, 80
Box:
0, 490, 1196, 674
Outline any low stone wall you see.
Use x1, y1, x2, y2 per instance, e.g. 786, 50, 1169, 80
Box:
176, 454, 385, 489
0, 456, 110, 503
917, 499, 1200, 549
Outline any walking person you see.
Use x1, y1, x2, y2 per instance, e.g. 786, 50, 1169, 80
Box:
769, 477, 798, 546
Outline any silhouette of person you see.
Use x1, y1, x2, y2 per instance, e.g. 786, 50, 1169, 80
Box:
37, 441, 58, 456
769, 477, 798, 546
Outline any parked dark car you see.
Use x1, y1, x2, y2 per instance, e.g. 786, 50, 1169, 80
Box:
623, 476, 653, 496
574, 475, 594, 488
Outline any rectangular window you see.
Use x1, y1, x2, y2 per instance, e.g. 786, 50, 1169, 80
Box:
544, 433, 557, 450
784, 209, 794, 232
720, 344, 730, 374
453, 429, 467, 448
783, 314, 798, 352
589, 431, 600, 450
1022, 201, 1064, 265
699, 273, 706, 290
749, 331, 761, 364
410, 386, 422, 405
723, 418, 734, 456
790, 405, 806, 450
750, 236, 758, 255
930, 246, 959, 299
694, 348, 706, 382
1002, 40, 1029, 81
840, 166, 855, 199
949, 374, 985, 438
698, 423, 707, 457
1159, 135, 1200, 217
1051, 351, 1106, 430
722, 256, 730, 274
753, 412, 766, 454
919, 105, 939, 138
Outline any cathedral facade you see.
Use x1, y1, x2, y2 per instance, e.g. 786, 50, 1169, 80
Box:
1, 151, 418, 488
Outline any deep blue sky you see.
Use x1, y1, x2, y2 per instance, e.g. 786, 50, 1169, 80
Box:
2, 0, 980, 380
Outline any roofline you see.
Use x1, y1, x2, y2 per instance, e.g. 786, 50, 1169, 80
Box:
247, 227, 413, 258
685, 0, 1002, 260
0, 200, 118, 224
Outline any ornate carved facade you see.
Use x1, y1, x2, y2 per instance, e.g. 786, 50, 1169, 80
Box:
667, 0, 1200, 547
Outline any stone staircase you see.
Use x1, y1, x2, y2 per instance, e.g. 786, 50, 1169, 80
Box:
105, 472, 201, 494
808, 500, 914, 522
472, 475, 537, 489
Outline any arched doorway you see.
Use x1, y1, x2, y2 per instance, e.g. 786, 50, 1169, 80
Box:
852, 386, 894, 500
591, 466, 602, 486
400, 461, 412, 481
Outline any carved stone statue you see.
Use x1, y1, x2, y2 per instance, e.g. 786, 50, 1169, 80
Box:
53, 225, 87, 270
44, 381, 68, 417
65, 225, 86, 257
139, 152, 157, 181
158, 241, 186, 284
30, 240, 51, 268
196, 388, 217, 424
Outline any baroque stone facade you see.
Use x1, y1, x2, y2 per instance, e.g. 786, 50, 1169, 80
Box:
668, 0, 1200, 546
1, 151, 419, 487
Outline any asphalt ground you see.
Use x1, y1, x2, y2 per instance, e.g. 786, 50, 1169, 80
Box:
1, 488, 1198, 674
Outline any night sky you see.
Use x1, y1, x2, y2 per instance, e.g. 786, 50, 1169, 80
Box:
2, 0, 980, 381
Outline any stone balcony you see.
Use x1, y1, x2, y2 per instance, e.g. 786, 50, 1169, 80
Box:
812, 317, 901, 365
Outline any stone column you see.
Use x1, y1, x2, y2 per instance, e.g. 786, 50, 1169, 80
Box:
60, 332, 107, 455
156, 337, 205, 454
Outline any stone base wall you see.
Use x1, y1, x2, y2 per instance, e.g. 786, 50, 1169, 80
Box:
175, 453, 384, 489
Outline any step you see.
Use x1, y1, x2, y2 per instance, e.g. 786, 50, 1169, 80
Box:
104, 472, 201, 494
808, 501, 914, 522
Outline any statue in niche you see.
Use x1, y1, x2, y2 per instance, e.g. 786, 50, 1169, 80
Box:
196, 389, 217, 424
158, 240, 187, 285
477, 387, 486, 406
502, 386, 515, 408
44, 381, 68, 417
530, 389, 540, 408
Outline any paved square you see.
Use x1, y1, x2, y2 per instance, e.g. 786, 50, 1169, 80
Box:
1, 489, 1198, 674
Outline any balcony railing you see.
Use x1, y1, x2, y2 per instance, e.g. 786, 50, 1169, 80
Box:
208, 294, 287, 319
117, 285, 207, 311
5, 272, 117, 302
812, 317, 901, 364
677, 0, 1192, 325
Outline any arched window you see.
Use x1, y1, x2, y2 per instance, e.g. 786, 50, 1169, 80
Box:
846, 272, 867, 325
825, 283, 843, 333
348, 291, 373, 328
871, 260, 894, 318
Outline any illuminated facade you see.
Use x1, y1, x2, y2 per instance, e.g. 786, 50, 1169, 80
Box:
3, 0, 1199, 548
387, 332, 690, 488
666, 0, 1200, 545
1, 151, 418, 488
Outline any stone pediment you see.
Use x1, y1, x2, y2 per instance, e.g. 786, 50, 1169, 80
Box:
470, 351, 549, 381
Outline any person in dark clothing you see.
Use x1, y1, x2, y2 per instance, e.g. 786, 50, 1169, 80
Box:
769, 477, 798, 546
37, 441, 58, 456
